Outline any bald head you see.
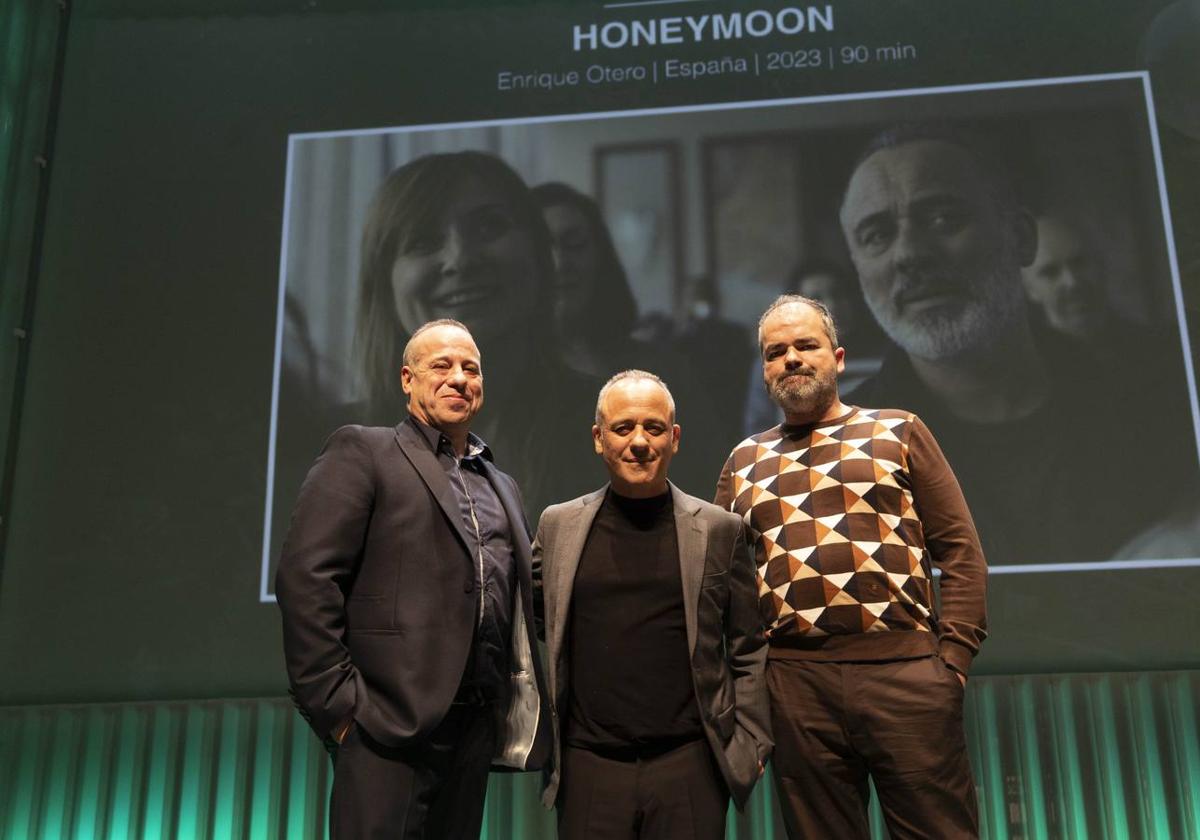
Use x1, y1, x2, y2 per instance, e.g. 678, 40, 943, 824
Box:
594, 370, 676, 426
402, 318, 473, 367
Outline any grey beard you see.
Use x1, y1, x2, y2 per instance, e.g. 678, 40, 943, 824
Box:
865, 266, 1026, 362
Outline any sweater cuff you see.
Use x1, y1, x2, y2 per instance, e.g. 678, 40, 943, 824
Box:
938, 639, 975, 676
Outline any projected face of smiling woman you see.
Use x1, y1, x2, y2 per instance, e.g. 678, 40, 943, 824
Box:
389, 176, 539, 347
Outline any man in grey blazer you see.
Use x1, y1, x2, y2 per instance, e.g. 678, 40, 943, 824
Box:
532, 370, 771, 839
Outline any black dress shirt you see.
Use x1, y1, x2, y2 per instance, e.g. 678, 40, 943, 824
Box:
411, 416, 515, 699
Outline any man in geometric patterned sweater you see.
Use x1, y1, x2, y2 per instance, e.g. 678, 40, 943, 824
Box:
715, 295, 987, 839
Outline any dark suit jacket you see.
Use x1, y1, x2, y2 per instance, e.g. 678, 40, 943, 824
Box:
531, 483, 772, 809
275, 420, 551, 770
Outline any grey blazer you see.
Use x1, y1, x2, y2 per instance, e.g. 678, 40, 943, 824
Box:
531, 482, 772, 809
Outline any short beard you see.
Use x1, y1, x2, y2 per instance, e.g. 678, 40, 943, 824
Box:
769, 369, 838, 420
866, 264, 1026, 362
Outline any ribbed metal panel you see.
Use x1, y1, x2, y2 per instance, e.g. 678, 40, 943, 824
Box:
2, 672, 1197, 839
964, 672, 1200, 840
1, 700, 333, 840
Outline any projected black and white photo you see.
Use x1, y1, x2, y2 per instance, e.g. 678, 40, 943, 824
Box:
263, 73, 1200, 597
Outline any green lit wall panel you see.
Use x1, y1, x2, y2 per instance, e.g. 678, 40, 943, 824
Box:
2, 672, 1197, 839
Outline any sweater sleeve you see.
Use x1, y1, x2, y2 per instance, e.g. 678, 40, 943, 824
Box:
713, 452, 737, 510
906, 415, 988, 675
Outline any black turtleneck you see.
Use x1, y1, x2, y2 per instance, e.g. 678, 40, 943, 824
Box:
565, 487, 704, 755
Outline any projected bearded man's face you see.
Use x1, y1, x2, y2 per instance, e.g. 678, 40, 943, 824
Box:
839, 139, 1027, 362
389, 175, 539, 349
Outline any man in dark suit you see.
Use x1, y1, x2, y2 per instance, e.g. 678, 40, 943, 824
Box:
532, 370, 772, 839
276, 319, 550, 839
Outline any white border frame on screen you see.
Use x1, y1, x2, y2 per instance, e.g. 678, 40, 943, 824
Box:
258, 70, 1200, 603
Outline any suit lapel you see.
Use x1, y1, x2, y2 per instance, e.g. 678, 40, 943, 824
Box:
394, 421, 474, 553
549, 488, 605, 669
672, 483, 706, 659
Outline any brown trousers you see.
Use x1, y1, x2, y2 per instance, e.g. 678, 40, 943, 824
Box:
767, 655, 978, 840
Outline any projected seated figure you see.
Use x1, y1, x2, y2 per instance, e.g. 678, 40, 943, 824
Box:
355, 152, 603, 520
1020, 205, 1192, 396
675, 272, 756, 447
838, 124, 1197, 565
1021, 209, 1117, 346
532, 181, 646, 380
532, 181, 731, 492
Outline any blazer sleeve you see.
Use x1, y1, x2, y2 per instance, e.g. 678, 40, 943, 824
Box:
530, 509, 553, 643
724, 517, 773, 764
275, 425, 374, 740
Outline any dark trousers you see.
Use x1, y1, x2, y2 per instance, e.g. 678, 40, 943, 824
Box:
557, 740, 729, 840
767, 655, 978, 840
329, 703, 496, 840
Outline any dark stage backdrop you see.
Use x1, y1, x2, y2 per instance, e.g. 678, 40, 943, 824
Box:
1, 0, 1199, 709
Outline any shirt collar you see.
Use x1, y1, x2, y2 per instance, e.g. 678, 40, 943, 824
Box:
408, 415, 492, 462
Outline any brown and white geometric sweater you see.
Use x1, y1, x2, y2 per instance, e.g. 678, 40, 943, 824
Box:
714, 406, 987, 675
